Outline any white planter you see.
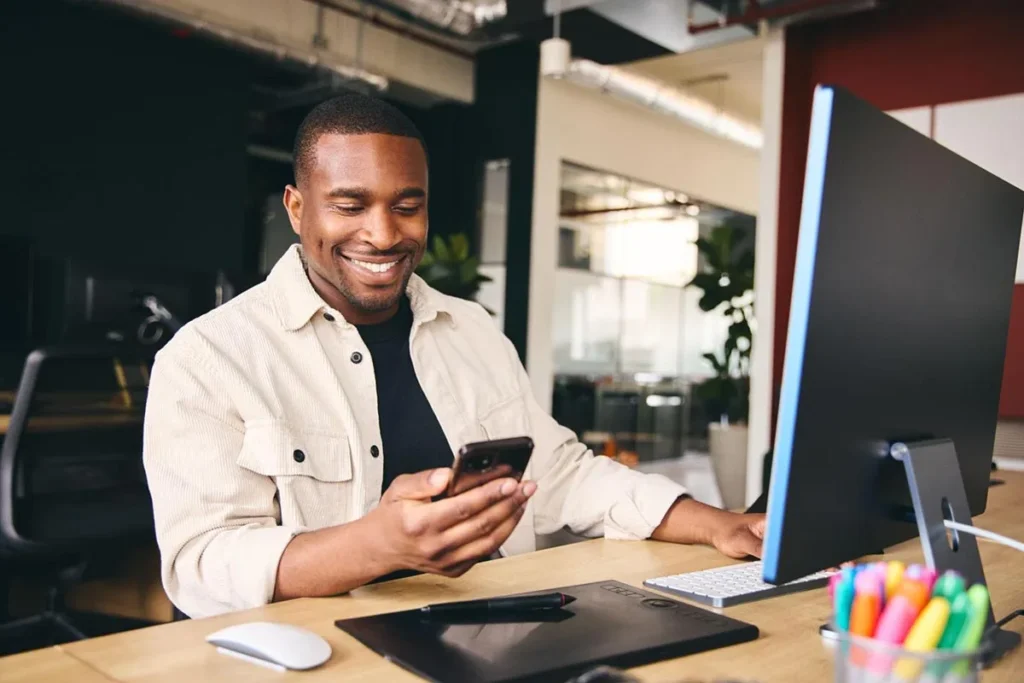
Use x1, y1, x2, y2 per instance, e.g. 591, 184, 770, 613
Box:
709, 423, 749, 511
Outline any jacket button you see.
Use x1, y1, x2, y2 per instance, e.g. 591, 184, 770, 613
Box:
293, 449, 306, 463
323, 312, 335, 322
370, 445, 380, 458
351, 351, 363, 364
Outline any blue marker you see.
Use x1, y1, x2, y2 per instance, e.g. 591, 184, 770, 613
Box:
834, 569, 857, 632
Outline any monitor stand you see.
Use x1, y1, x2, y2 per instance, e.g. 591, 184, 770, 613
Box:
820, 438, 1019, 666
893, 439, 1020, 665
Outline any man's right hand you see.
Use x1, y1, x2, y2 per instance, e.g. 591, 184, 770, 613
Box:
367, 468, 536, 578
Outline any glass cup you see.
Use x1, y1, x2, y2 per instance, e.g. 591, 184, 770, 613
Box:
830, 630, 986, 683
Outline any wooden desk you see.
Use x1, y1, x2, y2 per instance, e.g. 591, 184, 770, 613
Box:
0, 647, 113, 683
11, 473, 1024, 682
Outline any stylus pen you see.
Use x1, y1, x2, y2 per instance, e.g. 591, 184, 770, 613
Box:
419, 592, 576, 616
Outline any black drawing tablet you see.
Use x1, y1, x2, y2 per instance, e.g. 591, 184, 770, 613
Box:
335, 580, 758, 683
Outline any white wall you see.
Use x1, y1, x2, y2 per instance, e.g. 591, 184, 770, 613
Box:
139, 0, 474, 103
528, 74, 761, 411
932, 93, 1024, 281
745, 29, 784, 506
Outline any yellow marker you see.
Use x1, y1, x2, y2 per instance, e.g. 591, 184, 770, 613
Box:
885, 561, 906, 602
894, 596, 950, 680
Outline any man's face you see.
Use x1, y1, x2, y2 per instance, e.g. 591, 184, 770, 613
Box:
284, 133, 428, 321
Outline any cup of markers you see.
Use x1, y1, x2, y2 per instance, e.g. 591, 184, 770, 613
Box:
829, 562, 989, 683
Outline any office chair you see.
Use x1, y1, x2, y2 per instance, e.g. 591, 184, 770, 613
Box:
0, 345, 156, 653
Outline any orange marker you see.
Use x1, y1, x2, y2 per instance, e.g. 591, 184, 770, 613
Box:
850, 571, 883, 637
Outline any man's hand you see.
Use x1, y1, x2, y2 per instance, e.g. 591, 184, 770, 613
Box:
708, 513, 765, 559
651, 496, 766, 559
368, 467, 537, 578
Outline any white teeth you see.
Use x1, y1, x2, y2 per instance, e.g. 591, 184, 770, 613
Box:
351, 258, 399, 274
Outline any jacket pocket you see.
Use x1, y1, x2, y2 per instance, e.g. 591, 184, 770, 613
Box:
237, 422, 353, 529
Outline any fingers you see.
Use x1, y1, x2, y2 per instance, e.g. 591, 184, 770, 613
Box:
435, 483, 535, 555
749, 516, 766, 539
438, 502, 529, 569
425, 477, 534, 532
439, 560, 477, 578
733, 528, 764, 559
385, 468, 451, 502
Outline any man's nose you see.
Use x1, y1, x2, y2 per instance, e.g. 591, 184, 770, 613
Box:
361, 206, 402, 252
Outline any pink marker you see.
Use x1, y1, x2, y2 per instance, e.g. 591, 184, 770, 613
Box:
829, 571, 843, 599
919, 568, 937, 594
869, 582, 928, 673
874, 594, 921, 644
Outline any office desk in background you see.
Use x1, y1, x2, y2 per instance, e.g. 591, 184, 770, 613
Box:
0, 390, 144, 436
4, 471, 1021, 683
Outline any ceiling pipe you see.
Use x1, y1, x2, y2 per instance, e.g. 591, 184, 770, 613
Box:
541, 38, 762, 150
367, 0, 507, 35
304, 0, 476, 58
92, 0, 388, 91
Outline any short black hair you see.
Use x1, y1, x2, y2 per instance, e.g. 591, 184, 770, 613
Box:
292, 91, 426, 185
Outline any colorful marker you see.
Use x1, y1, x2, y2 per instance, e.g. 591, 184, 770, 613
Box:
937, 591, 972, 650
932, 571, 966, 602
894, 596, 951, 679
885, 561, 905, 602
834, 569, 857, 632
954, 585, 990, 652
828, 571, 843, 599
951, 584, 990, 675
850, 571, 884, 637
874, 578, 930, 645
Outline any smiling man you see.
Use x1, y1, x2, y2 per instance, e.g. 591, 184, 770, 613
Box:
143, 93, 765, 619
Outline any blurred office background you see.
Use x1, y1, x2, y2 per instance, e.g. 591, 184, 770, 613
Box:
2, 0, 1024, 651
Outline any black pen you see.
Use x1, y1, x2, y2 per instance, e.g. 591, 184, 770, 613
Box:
419, 592, 576, 616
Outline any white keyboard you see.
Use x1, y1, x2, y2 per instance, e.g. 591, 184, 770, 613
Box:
644, 561, 835, 608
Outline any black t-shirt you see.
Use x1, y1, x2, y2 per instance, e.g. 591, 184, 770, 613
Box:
356, 297, 454, 495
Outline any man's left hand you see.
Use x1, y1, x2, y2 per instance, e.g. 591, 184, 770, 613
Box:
709, 513, 766, 559
651, 496, 766, 559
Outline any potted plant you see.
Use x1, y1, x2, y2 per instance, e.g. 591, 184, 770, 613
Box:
687, 223, 754, 510
416, 233, 493, 311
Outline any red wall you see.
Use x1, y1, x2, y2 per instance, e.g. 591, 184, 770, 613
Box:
775, 0, 1024, 425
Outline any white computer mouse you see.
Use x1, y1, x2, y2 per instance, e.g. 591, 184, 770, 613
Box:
206, 621, 332, 671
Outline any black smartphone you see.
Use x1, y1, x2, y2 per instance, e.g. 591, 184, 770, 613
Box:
440, 436, 534, 499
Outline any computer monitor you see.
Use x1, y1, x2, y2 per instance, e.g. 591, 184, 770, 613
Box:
761, 85, 1024, 588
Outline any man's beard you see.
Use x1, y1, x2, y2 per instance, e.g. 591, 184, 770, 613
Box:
335, 264, 415, 313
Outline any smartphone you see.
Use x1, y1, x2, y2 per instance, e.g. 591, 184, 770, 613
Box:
440, 436, 534, 499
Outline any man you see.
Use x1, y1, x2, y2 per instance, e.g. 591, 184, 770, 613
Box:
144, 93, 765, 619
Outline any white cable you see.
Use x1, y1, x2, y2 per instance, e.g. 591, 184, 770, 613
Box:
944, 520, 1024, 553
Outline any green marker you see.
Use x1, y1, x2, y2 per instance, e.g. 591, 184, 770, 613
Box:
951, 584, 990, 675
954, 584, 990, 651
937, 591, 971, 649
932, 571, 965, 601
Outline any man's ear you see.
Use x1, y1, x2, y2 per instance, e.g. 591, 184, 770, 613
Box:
283, 185, 303, 236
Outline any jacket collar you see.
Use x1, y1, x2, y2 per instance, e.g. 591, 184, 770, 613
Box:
267, 244, 452, 331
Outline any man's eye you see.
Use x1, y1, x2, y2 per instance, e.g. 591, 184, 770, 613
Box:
333, 204, 364, 215
394, 204, 422, 215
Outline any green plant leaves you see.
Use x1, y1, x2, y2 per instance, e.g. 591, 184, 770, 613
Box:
415, 234, 493, 315
687, 222, 756, 423
432, 235, 451, 262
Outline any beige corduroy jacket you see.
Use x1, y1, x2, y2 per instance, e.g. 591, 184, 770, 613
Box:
143, 245, 687, 618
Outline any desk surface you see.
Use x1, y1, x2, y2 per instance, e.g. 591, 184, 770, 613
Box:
10, 473, 1024, 682
0, 647, 114, 683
